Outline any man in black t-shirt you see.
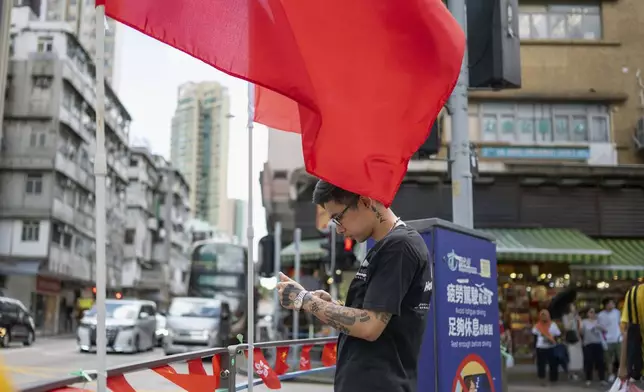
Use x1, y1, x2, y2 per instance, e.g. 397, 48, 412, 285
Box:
276, 180, 432, 392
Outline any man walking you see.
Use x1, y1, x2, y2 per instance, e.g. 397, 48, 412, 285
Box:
277, 180, 432, 392
598, 298, 622, 382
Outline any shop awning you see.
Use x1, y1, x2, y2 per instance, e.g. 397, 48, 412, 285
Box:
479, 228, 612, 263
280, 239, 328, 265
0, 260, 42, 276
572, 239, 644, 281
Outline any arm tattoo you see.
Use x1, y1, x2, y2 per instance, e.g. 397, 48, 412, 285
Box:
377, 312, 392, 324
306, 298, 376, 337
371, 206, 386, 223
280, 284, 303, 307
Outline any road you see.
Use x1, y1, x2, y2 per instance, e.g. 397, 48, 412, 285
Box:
0, 337, 617, 392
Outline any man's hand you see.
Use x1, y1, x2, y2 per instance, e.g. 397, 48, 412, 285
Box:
311, 290, 332, 302
275, 272, 306, 310
618, 365, 629, 382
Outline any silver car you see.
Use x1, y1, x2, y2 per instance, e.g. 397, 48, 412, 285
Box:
163, 297, 229, 355
77, 299, 157, 353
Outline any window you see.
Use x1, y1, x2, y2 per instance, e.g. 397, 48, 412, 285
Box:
479, 102, 610, 144
26, 173, 43, 195
125, 229, 135, 244
519, 4, 602, 40
37, 37, 54, 53
30, 131, 46, 147
21, 221, 40, 242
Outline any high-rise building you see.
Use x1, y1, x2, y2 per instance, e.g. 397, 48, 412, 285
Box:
39, 0, 118, 81
170, 81, 231, 233
0, 8, 130, 335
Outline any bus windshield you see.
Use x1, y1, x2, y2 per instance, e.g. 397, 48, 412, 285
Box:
192, 242, 245, 273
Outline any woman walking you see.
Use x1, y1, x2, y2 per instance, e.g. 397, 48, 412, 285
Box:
580, 307, 607, 387
532, 309, 561, 386
562, 303, 583, 380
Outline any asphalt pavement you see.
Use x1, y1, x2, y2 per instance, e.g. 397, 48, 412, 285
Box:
0, 337, 614, 392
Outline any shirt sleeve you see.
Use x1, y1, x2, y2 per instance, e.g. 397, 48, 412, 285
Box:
622, 288, 632, 324
362, 239, 418, 316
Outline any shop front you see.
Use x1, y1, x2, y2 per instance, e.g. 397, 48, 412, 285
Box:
33, 276, 62, 336
480, 228, 612, 362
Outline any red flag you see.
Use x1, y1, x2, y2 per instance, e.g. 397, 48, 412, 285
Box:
244, 348, 282, 389
274, 346, 290, 375
321, 342, 337, 367
152, 361, 221, 392
299, 344, 313, 370
102, 0, 464, 206
106, 375, 136, 392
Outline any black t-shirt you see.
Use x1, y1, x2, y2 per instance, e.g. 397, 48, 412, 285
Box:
334, 224, 432, 392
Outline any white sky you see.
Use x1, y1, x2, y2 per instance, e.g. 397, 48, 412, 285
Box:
115, 26, 268, 246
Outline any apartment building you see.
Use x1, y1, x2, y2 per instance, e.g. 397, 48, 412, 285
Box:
0, 9, 130, 335
38, 0, 118, 82
122, 147, 191, 305
170, 81, 231, 233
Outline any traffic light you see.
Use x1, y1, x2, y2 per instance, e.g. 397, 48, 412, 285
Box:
258, 234, 275, 277
466, 0, 521, 89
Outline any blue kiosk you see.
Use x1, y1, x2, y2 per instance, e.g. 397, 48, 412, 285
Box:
370, 218, 502, 392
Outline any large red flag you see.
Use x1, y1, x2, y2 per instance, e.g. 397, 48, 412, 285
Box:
101, 0, 464, 205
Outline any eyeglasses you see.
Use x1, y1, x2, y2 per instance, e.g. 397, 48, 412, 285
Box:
330, 204, 352, 227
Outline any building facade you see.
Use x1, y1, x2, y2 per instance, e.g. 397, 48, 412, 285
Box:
122, 147, 191, 306
0, 10, 130, 335
170, 81, 231, 232
38, 0, 118, 82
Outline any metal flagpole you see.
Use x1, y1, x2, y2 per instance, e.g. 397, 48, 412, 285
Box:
93, 4, 108, 392
448, 0, 474, 228
246, 83, 256, 392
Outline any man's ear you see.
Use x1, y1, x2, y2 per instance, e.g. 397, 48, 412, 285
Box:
359, 196, 373, 209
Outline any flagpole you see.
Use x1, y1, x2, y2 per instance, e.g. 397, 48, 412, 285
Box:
93, 4, 108, 392
246, 82, 256, 392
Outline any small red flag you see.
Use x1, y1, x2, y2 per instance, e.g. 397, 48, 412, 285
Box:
103, 0, 464, 206
321, 343, 338, 367
300, 344, 313, 370
152, 360, 221, 392
274, 346, 290, 375
106, 375, 136, 392
244, 348, 282, 389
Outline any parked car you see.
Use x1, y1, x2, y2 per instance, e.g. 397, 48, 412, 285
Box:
155, 312, 167, 347
163, 297, 231, 355
77, 299, 157, 353
0, 297, 36, 347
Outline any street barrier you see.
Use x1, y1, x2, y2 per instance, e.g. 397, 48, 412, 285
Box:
18, 337, 337, 392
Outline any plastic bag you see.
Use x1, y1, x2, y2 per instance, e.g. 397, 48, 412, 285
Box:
608, 379, 628, 392
505, 355, 514, 368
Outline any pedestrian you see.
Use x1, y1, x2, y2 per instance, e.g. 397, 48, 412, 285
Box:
598, 297, 622, 382
580, 307, 607, 387
562, 303, 583, 380
276, 179, 432, 392
617, 283, 643, 383
532, 309, 561, 386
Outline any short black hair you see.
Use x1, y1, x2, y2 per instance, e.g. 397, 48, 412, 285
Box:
602, 297, 615, 307
312, 180, 360, 207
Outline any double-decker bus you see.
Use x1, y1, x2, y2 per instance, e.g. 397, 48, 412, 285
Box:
187, 239, 258, 344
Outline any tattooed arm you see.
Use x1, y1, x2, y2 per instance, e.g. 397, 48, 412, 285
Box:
301, 294, 391, 342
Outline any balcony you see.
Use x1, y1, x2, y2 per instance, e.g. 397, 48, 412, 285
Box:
107, 154, 128, 182
48, 246, 92, 282
52, 199, 74, 225
54, 152, 95, 192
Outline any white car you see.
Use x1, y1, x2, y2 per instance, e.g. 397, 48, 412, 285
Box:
77, 299, 157, 354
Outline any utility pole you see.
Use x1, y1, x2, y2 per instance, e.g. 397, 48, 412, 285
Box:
162, 169, 174, 306
272, 221, 282, 337
448, 0, 474, 229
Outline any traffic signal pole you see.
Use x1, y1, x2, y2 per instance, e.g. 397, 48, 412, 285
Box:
448, 0, 474, 229
329, 222, 338, 300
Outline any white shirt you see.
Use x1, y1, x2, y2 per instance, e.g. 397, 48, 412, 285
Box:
532, 323, 561, 349
597, 309, 622, 343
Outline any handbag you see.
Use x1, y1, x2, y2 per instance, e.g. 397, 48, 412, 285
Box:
565, 329, 580, 344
